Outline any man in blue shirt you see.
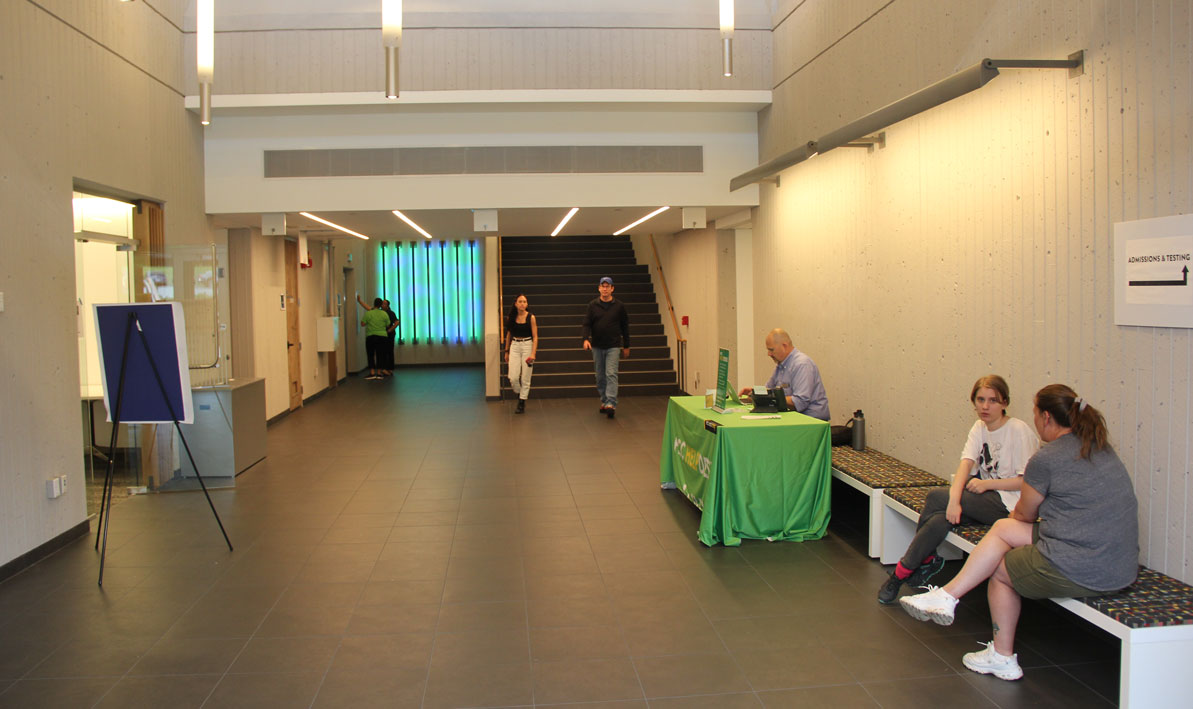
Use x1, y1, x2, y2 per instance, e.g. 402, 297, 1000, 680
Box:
741, 328, 830, 420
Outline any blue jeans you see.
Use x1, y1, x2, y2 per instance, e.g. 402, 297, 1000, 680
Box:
591, 347, 620, 407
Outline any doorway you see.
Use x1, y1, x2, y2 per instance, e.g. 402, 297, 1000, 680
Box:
284, 239, 302, 410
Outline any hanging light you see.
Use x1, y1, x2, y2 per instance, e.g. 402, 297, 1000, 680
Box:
719, 0, 734, 77
382, 0, 402, 99
197, 0, 214, 124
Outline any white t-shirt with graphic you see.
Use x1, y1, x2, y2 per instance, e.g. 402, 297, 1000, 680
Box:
960, 417, 1040, 510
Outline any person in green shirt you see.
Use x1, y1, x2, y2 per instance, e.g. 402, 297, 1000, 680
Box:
358, 295, 393, 380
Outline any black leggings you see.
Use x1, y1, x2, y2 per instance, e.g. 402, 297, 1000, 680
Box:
366, 335, 387, 370
900, 486, 1009, 569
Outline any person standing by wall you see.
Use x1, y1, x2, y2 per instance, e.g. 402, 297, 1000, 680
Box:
356, 294, 391, 380
503, 294, 538, 414
381, 298, 398, 376
581, 276, 630, 418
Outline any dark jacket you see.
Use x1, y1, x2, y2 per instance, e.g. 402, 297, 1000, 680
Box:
581, 298, 630, 349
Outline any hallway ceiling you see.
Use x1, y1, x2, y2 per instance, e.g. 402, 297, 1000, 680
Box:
210, 205, 747, 241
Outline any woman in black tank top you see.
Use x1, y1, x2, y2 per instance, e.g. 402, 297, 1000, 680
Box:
503, 294, 538, 413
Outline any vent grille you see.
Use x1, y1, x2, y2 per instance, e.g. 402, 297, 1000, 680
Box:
264, 146, 703, 178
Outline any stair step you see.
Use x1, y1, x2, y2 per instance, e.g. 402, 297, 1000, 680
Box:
500, 382, 683, 399
502, 358, 674, 375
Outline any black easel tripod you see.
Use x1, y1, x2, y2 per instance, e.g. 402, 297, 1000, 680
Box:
94, 311, 233, 586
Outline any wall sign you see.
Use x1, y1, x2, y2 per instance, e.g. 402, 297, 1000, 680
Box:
1114, 214, 1193, 328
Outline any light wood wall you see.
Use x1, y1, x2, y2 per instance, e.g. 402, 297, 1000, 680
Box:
754, 0, 1193, 581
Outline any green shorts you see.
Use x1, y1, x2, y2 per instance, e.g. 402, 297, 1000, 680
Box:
1004, 525, 1112, 600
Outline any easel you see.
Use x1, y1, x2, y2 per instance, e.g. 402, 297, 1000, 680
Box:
94, 309, 232, 586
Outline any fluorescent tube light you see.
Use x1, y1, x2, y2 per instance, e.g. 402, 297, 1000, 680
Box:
299, 212, 370, 240
551, 208, 579, 237
392, 210, 433, 239
613, 206, 669, 236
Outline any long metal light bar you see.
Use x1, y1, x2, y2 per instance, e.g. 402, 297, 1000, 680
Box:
299, 212, 370, 239
729, 55, 1082, 192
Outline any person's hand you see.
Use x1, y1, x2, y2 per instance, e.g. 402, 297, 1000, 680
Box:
945, 500, 963, 525
622, 348, 630, 358
502, 351, 509, 362
965, 477, 988, 494
525, 356, 535, 365
582, 340, 592, 350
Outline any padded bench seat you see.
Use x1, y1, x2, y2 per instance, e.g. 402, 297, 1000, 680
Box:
830, 447, 948, 557
880, 486, 1193, 707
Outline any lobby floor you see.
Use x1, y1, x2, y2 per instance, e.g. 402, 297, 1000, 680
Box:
0, 367, 1120, 708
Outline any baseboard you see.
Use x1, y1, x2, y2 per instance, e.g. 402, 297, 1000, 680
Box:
0, 519, 90, 583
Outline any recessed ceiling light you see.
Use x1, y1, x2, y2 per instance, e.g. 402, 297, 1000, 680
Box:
551, 208, 579, 237
299, 212, 370, 239
392, 210, 433, 239
613, 206, 669, 236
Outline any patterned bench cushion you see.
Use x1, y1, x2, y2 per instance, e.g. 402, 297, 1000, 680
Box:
1082, 568, 1193, 628
831, 447, 949, 488
885, 486, 1193, 629
883, 486, 992, 544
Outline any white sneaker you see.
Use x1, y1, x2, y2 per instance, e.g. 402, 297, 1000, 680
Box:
962, 641, 1023, 680
898, 585, 958, 625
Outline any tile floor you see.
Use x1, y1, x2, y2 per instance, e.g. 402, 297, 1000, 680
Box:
0, 367, 1120, 708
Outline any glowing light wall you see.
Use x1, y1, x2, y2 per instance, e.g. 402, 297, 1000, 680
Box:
378, 240, 481, 345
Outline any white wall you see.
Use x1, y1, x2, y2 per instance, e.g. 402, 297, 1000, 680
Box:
755, 0, 1193, 581
0, 0, 209, 566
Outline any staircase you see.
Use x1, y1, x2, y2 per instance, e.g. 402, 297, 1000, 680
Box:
500, 235, 681, 399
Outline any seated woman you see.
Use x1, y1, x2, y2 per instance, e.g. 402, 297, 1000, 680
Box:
878, 375, 1039, 604
899, 384, 1139, 681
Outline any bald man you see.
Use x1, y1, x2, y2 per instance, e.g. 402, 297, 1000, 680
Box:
740, 328, 830, 421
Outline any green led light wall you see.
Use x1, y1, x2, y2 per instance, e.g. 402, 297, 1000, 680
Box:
377, 240, 482, 345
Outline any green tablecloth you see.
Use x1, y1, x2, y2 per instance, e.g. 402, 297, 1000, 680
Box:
659, 396, 831, 546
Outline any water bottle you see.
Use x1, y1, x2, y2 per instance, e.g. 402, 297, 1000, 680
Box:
851, 409, 866, 451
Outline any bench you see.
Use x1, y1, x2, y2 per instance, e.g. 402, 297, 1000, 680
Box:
882, 485, 1193, 708
830, 446, 949, 557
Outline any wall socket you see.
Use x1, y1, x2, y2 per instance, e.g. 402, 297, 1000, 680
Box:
45, 475, 68, 499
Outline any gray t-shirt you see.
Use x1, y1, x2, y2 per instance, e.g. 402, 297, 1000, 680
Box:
1024, 434, 1139, 591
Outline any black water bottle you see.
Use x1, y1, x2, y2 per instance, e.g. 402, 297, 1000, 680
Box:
851, 409, 866, 451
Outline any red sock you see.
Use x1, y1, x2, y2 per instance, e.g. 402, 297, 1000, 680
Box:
921, 554, 938, 566
894, 562, 914, 580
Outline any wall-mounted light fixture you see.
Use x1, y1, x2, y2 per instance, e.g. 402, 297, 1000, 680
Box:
614, 206, 669, 236
551, 208, 579, 237
300, 212, 370, 240
382, 0, 402, 99
197, 0, 214, 125
729, 53, 1084, 192
393, 209, 432, 239
719, 0, 734, 77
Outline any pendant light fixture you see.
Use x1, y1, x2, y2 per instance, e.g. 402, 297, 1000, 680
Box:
197, 0, 214, 124
382, 0, 402, 99
719, 0, 734, 77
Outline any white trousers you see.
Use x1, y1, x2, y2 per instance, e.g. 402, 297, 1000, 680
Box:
508, 338, 534, 400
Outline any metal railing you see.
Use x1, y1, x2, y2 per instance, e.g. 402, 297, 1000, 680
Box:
648, 235, 686, 394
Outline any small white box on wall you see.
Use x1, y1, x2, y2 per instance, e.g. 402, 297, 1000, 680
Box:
316, 317, 340, 352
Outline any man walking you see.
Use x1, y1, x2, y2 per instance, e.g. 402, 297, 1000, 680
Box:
581, 276, 630, 418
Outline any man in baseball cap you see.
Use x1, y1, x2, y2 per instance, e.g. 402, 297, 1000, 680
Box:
581, 276, 630, 418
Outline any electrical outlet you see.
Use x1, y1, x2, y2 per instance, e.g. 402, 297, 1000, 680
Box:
58, 475, 68, 495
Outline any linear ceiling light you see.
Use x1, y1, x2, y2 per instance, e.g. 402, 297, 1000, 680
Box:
613, 206, 670, 236
197, 0, 214, 125
720, 0, 734, 77
299, 212, 370, 240
729, 54, 1083, 192
392, 209, 433, 239
382, 0, 402, 99
551, 207, 579, 237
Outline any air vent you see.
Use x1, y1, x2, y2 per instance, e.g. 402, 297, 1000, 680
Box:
264, 146, 703, 178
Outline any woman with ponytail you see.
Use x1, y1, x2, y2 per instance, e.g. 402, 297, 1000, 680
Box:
899, 384, 1139, 682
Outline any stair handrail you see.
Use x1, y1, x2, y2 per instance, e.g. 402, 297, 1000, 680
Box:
648, 235, 687, 393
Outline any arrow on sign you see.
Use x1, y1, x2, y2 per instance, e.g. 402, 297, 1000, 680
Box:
1129, 266, 1189, 287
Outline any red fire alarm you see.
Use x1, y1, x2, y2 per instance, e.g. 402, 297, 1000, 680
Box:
681, 315, 689, 326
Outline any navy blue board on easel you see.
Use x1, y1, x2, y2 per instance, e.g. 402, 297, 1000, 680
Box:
94, 302, 193, 424
91, 302, 229, 586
